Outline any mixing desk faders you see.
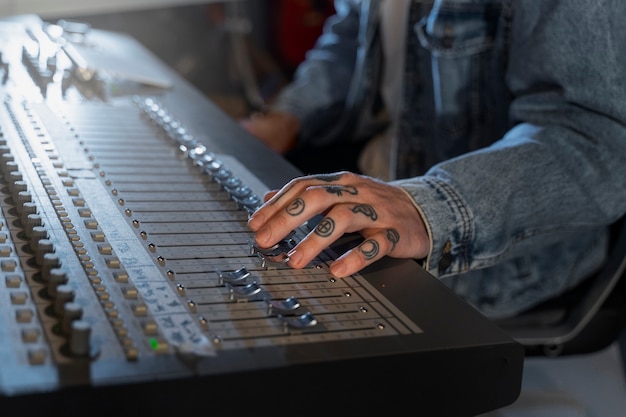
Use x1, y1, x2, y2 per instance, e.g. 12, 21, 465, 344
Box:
0, 14, 523, 417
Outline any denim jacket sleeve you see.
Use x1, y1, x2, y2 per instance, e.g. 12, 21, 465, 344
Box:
271, 0, 378, 147
393, 0, 626, 278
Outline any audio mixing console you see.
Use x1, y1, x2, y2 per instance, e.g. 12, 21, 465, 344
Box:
0, 14, 523, 416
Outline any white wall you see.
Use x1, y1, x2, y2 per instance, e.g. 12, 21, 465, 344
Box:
0, 0, 225, 19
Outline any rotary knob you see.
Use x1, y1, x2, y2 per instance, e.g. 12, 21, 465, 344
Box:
62, 302, 83, 335
47, 268, 68, 297
1, 159, 16, 176
16, 190, 32, 206
19, 201, 37, 222
10, 179, 27, 202
41, 252, 61, 281
69, 320, 92, 356
24, 213, 43, 238
30, 227, 49, 251
36, 239, 55, 265
54, 284, 74, 316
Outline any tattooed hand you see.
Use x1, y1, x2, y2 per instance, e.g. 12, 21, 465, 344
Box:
247, 171, 431, 278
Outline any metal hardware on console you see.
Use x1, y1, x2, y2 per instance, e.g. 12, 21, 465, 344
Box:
0, 14, 523, 417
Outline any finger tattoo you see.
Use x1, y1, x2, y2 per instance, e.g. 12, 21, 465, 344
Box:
359, 239, 379, 260
286, 198, 305, 216
315, 217, 335, 237
351, 204, 377, 221
325, 185, 358, 196
386, 228, 400, 251
314, 174, 343, 182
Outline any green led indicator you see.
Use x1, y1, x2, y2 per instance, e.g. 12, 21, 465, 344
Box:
150, 338, 158, 350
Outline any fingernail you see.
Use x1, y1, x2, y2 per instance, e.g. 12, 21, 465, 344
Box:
330, 262, 347, 278
287, 249, 301, 266
255, 228, 269, 245
247, 213, 263, 230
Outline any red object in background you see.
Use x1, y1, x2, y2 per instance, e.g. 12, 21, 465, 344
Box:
273, 0, 335, 73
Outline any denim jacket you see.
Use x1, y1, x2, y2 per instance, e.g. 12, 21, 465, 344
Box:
272, 0, 626, 318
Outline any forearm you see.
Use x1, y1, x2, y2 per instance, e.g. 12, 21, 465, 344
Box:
395, 0, 626, 277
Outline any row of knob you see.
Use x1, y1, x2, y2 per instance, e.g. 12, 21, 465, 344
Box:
0, 104, 158, 363
0, 125, 93, 358
138, 98, 262, 213
134, 100, 323, 333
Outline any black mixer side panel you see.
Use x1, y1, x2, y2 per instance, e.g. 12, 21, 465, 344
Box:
0, 14, 523, 417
